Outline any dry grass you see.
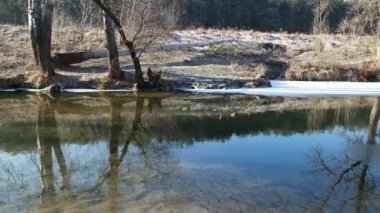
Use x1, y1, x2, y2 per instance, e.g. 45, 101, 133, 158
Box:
0, 25, 32, 77
286, 60, 380, 81
140, 50, 197, 65
229, 63, 269, 79
287, 34, 380, 81
0, 24, 134, 89
313, 36, 328, 55
52, 26, 105, 52
0, 24, 379, 90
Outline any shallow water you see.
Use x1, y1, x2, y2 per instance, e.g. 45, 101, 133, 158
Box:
0, 93, 379, 212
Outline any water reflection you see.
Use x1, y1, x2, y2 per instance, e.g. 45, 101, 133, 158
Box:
0, 94, 379, 212
34, 96, 69, 212
106, 98, 145, 212
309, 97, 380, 212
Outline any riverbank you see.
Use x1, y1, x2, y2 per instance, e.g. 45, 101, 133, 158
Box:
0, 25, 379, 90
182, 80, 380, 97
3, 80, 380, 97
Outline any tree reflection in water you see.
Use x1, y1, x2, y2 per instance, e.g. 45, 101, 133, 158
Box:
1, 94, 380, 212
106, 97, 146, 212
33, 94, 170, 211
35, 95, 70, 211
309, 97, 380, 212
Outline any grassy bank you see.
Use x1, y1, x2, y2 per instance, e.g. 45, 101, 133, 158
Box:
0, 25, 379, 90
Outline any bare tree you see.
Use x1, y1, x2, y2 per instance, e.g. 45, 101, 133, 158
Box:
91, 0, 177, 89
339, 0, 380, 35
312, 0, 332, 34
102, 0, 124, 80
339, 0, 380, 60
120, 0, 178, 52
91, 0, 143, 87
28, 0, 56, 77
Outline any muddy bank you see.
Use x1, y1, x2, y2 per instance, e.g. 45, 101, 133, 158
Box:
0, 73, 271, 92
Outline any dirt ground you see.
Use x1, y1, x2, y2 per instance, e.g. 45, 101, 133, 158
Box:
0, 25, 379, 89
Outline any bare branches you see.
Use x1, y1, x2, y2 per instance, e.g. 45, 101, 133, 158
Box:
339, 0, 380, 35
313, 0, 332, 34
91, 0, 145, 87
0, 158, 26, 186
91, 0, 178, 88
119, 0, 178, 50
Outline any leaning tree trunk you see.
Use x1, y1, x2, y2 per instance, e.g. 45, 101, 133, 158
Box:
368, 97, 380, 144
102, 0, 123, 80
91, 0, 145, 88
355, 97, 380, 212
28, 0, 55, 76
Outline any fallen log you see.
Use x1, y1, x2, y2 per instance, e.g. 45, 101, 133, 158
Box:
52, 40, 235, 66
52, 50, 130, 66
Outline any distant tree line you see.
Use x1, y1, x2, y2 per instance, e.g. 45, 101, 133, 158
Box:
0, 0, 27, 24
179, 0, 349, 33
0, 0, 350, 33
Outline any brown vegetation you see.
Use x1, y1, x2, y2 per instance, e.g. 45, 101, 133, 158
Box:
1, 24, 379, 90
286, 34, 380, 81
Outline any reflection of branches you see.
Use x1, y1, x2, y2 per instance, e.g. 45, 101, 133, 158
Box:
136, 143, 152, 169
25, 95, 182, 211
342, 130, 365, 145
320, 160, 362, 209
308, 147, 336, 176
309, 98, 380, 211
308, 107, 326, 131
147, 97, 162, 113
32, 95, 176, 202
35, 96, 71, 196
335, 98, 357, 127
307, 98, 360, 131
0, 158, 25, 186
29, 152, 41, 173
119, 98, 144, 164
84, 98, 146, 194
308, 146, 368, 211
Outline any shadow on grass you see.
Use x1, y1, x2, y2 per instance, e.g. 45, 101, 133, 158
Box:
57, 65, 108, 74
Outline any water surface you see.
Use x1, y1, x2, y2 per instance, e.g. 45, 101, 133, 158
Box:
0, 93, 379, 212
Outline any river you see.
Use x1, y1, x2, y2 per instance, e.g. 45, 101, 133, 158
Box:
0, 93, 379, 212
